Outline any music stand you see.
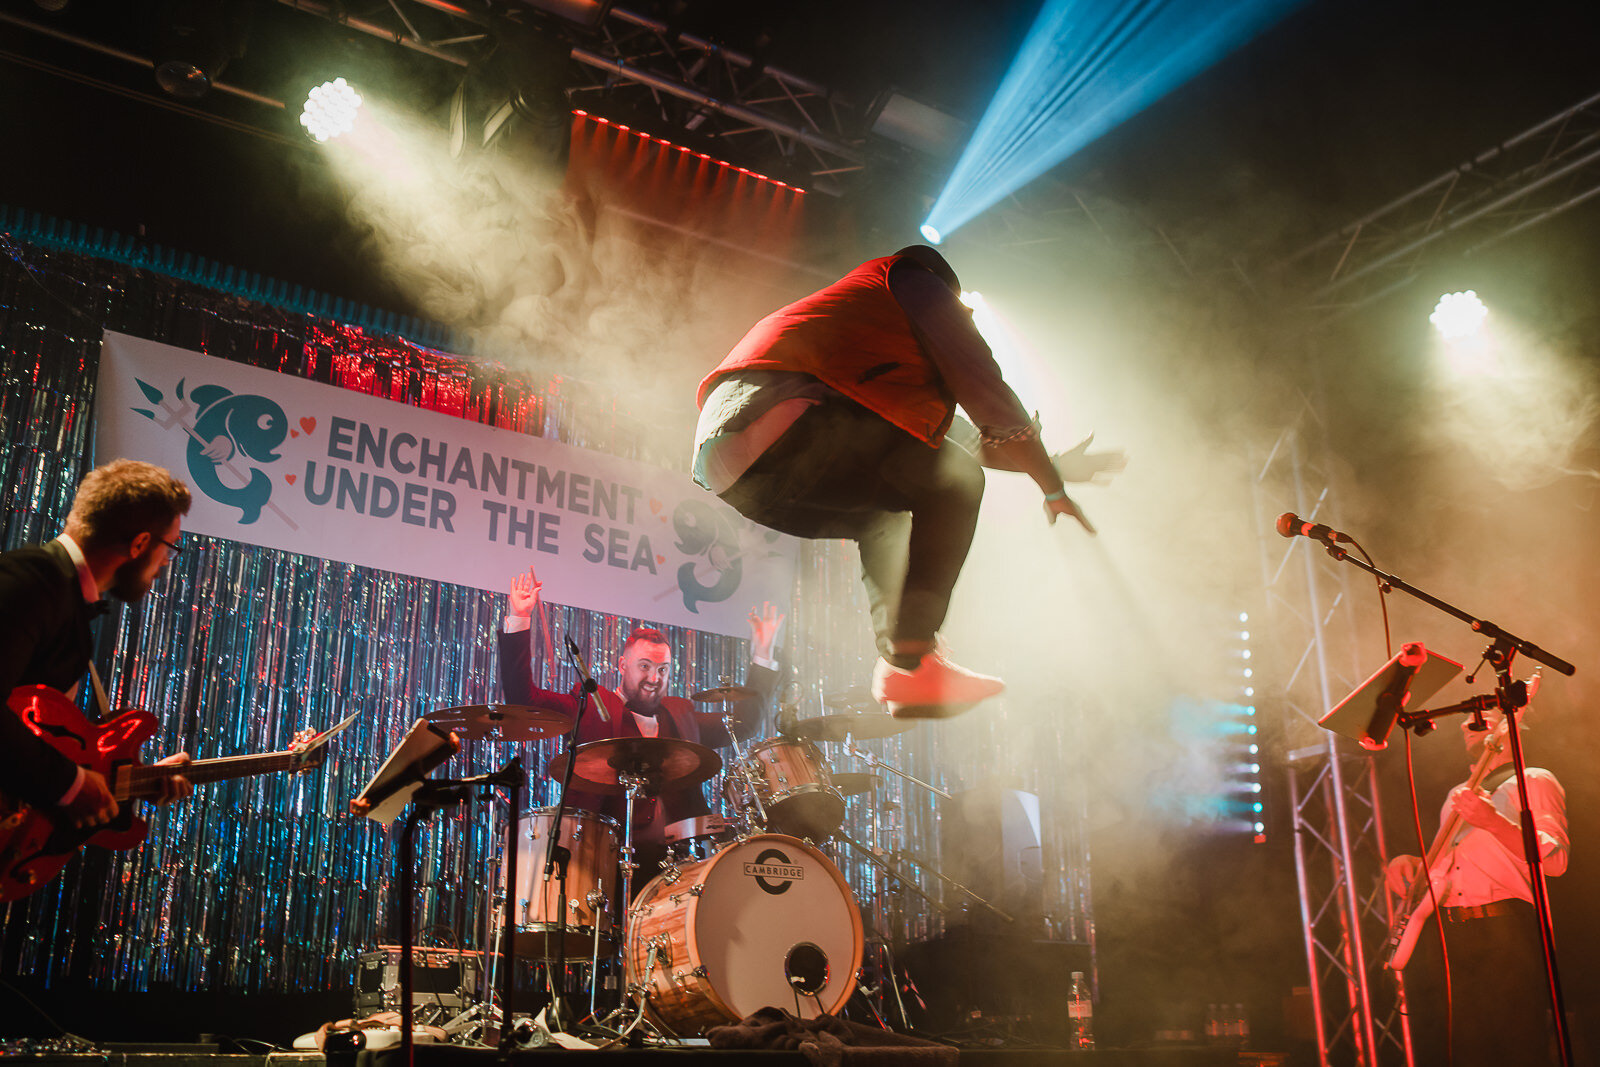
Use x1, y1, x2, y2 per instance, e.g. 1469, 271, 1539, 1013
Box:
352, 718, 459, 825
351, 721, 526, 1064
1320, 642, 1463, 750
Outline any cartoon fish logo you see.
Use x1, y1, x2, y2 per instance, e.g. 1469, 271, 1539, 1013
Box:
133, 378, 290, 526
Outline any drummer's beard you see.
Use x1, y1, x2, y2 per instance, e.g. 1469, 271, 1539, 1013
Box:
621, 680, 663, 715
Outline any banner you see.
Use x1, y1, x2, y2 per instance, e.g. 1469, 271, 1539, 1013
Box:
94, 331, 795, 637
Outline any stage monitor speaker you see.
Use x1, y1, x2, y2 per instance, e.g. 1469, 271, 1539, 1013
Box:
939, 785, 1044, 929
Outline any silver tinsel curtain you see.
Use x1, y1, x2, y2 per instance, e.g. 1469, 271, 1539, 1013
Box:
0, 231, 1090, 994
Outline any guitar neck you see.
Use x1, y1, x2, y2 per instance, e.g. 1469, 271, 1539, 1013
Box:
117, 750, 307, 800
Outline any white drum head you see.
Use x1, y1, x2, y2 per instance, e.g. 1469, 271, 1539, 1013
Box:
691, 835, 862, 1019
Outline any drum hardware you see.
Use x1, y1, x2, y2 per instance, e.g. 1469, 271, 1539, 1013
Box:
533, 635, 617, 1037
838, 743, 952, 800
725, 737, 845, 839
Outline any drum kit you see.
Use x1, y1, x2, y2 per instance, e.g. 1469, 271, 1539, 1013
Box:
415, 679, 971, 1041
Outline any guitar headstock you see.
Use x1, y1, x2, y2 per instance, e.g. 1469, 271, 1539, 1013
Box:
288, 712, 361, 773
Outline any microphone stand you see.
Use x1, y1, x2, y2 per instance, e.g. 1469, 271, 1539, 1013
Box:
1308, 542, 1574, 1066
535, 636, 600, 1036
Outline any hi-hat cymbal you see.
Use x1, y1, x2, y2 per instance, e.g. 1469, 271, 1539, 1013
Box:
545, 737, 722, 796
831, 772, 882, 797
425, 704, 574, 742
792, 712, 912, 742
690, 684, 758, 703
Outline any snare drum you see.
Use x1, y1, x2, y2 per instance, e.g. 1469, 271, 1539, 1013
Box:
625, 834, 863, 1034
500, 807, 620, 958
725, 738, 845, 839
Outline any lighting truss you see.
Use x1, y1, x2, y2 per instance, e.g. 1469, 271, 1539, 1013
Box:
274, 0, 871, 192
1282, 88, 1600, 321
1254, 391, 1414, 1067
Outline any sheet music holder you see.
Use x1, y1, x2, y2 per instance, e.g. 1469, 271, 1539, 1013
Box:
1319, 642, 1463, 750
350, 718, 460, 825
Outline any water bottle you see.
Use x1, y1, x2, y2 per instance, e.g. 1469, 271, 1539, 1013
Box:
1067, 970, 1095, 1050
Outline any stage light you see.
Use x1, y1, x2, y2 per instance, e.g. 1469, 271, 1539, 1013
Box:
301, 78, 363, 143
1430, 290, 1488, 339
920, 223, 943, 245
921, 0, 1304, 241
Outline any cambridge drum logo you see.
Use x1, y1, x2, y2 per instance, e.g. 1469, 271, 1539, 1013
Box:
744, 847, 806, 895
132, 378, 300, 530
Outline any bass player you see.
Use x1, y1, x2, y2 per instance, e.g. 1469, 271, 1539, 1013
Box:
1384, 705, 1568, 1065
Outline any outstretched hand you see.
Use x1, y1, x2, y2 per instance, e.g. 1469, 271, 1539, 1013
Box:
508, 566, 542, 619
749, 601, 785, 661
1052, 433, 1127, 484
1044, 492, 1096, 534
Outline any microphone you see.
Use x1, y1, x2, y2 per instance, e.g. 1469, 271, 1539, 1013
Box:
1276, 512, 1353, 546
564, 635, 610, 723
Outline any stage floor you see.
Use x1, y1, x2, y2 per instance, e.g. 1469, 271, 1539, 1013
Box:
10, 1047, 1269, 1066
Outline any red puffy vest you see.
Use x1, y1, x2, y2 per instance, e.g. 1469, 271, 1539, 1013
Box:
697, 255, 956, 445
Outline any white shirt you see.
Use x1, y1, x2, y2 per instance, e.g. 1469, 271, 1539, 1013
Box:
1440, 767, 1568, 907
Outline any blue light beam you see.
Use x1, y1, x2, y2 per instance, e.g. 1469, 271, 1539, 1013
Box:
923, 0, 1305, 240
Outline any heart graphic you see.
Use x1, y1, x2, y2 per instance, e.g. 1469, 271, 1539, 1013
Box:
290, 430, 299, 438
648, 498, 662, 514
285, 474, 297, 485
656, 554, 665, 564
300, 416, 316, 434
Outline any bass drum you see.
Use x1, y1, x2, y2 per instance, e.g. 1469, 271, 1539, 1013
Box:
625, 834, 863, 1034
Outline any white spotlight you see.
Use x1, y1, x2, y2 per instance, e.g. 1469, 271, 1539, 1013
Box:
920, 223, 943, 245
1429, 290, 1487, 340
301, 78, 363, 143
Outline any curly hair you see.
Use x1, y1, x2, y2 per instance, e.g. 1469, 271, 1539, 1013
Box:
65, 459, 192, 552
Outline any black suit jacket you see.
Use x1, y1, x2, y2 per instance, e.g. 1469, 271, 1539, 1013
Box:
0, 541, 101, 807
496, 628, 777, 843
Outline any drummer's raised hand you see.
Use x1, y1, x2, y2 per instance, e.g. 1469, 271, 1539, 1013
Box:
749, 601, 785, 664
508, 566, 542, 619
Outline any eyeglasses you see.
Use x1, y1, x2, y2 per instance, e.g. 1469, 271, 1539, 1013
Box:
159, 538, 184, 557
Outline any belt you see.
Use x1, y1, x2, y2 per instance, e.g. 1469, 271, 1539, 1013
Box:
1440, 899, 1520, 923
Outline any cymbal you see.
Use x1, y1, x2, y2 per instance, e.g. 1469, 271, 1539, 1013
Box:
425, 704, 574, 742
792, 712, 913, 742
694, 700, 763, 743
690, 684, 757, 703
822, 686, 878, 714
831, 772, 881, 797
545, 737, 722, 796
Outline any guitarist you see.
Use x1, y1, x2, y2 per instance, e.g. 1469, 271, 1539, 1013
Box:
1384, 707, 1568, 1065
0, 459, 195, 830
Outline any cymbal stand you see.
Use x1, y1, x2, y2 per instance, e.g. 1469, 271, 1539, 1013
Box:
833, 829, 949, 915
719, 709, 770, 832
893, 845, 1016, 925
841, 743, 951, 801
617, 769, 651, 914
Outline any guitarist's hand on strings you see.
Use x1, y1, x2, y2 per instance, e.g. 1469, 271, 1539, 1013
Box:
1384, 854, 1422, 898
63, 770, 117, 829
151, 752, 194, 804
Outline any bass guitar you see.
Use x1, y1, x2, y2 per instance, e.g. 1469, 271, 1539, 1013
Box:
1383, 709, 1516, 970
0, 684, 352, 902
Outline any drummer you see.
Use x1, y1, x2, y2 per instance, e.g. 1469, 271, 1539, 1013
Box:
498, 565, 781, 888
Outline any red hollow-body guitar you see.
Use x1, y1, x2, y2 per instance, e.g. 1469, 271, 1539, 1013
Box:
0, 684, 342, 902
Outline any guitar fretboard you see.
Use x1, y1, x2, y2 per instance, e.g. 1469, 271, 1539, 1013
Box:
118, 751, 308, 799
